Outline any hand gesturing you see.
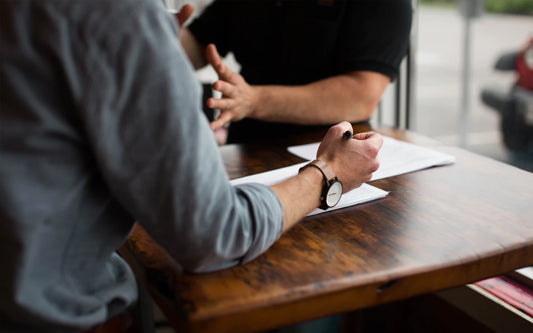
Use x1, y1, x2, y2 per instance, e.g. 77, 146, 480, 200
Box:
206, 44, 258, 130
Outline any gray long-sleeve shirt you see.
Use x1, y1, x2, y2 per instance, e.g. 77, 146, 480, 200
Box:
0, 0, 283, 331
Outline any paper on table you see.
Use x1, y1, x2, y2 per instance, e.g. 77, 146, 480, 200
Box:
305, 183, 388, 216
230, 162, 388, 216
287, 136, 456, 181
230, 162, 308, 187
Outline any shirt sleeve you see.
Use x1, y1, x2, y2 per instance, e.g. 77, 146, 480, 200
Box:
335, 0, 413, 80
79, 0, 283, 273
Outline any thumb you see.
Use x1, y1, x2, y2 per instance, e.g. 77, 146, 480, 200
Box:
176, 4, 194, 27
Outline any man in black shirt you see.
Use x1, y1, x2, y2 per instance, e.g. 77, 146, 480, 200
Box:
182, 0, 412, 143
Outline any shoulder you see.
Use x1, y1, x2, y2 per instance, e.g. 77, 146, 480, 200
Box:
41, 0, 175, 46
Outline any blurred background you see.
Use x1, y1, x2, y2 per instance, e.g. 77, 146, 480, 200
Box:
169, 0, 533, 172
407, 0, 533, 172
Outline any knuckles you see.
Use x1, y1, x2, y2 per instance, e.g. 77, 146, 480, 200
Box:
365, 144, 380, 158
369, 160, 380, 174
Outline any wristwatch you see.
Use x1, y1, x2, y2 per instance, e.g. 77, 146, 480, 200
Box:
299, 159, 343, 210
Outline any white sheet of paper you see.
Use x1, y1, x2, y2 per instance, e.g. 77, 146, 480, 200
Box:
287, 136, 456, 181
230, 163, 388, 216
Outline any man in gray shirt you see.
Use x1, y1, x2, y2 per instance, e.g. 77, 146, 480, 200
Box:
0, 1, 382, 332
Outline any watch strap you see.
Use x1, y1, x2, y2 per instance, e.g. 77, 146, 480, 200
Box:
299, 159, 337, 183
299, 159, 342, 210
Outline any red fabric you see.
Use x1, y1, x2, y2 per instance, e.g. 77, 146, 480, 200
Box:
516, 37, 533, 91
474, 276, 533, 317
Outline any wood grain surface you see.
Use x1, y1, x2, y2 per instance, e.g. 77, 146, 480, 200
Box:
121, 126, 533, 332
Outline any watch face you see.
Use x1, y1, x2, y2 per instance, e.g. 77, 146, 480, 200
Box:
326, 181, 343, 207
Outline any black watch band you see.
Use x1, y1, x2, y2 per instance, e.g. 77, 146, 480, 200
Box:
299, 159, 343, 210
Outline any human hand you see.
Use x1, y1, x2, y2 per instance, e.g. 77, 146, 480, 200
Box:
206, 44, 258, 130
317, 122, 382, 192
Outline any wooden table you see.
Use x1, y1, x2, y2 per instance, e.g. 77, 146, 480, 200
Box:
121, 126, 533, 333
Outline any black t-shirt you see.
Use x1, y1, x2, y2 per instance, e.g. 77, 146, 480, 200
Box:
189, 0, 412, 143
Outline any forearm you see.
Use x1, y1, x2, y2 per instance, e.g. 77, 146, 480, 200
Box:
252, 71, 389, 125
270, 166, 323, 232
181, 28, 207, 69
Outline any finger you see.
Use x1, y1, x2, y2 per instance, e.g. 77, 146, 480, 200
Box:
176, 4, 194, 27
353, 131, 376, 140
367, 132, 384, 149
326, 121, 353, 140
207, 97, 234, 110
206, 44, 234, 81
359, 133, 383, 157
335, 121, 354, 136
206, 44, 224, 71
210, 112, 234, 130
354, 132, 383, 150
212, 80, 234, 97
